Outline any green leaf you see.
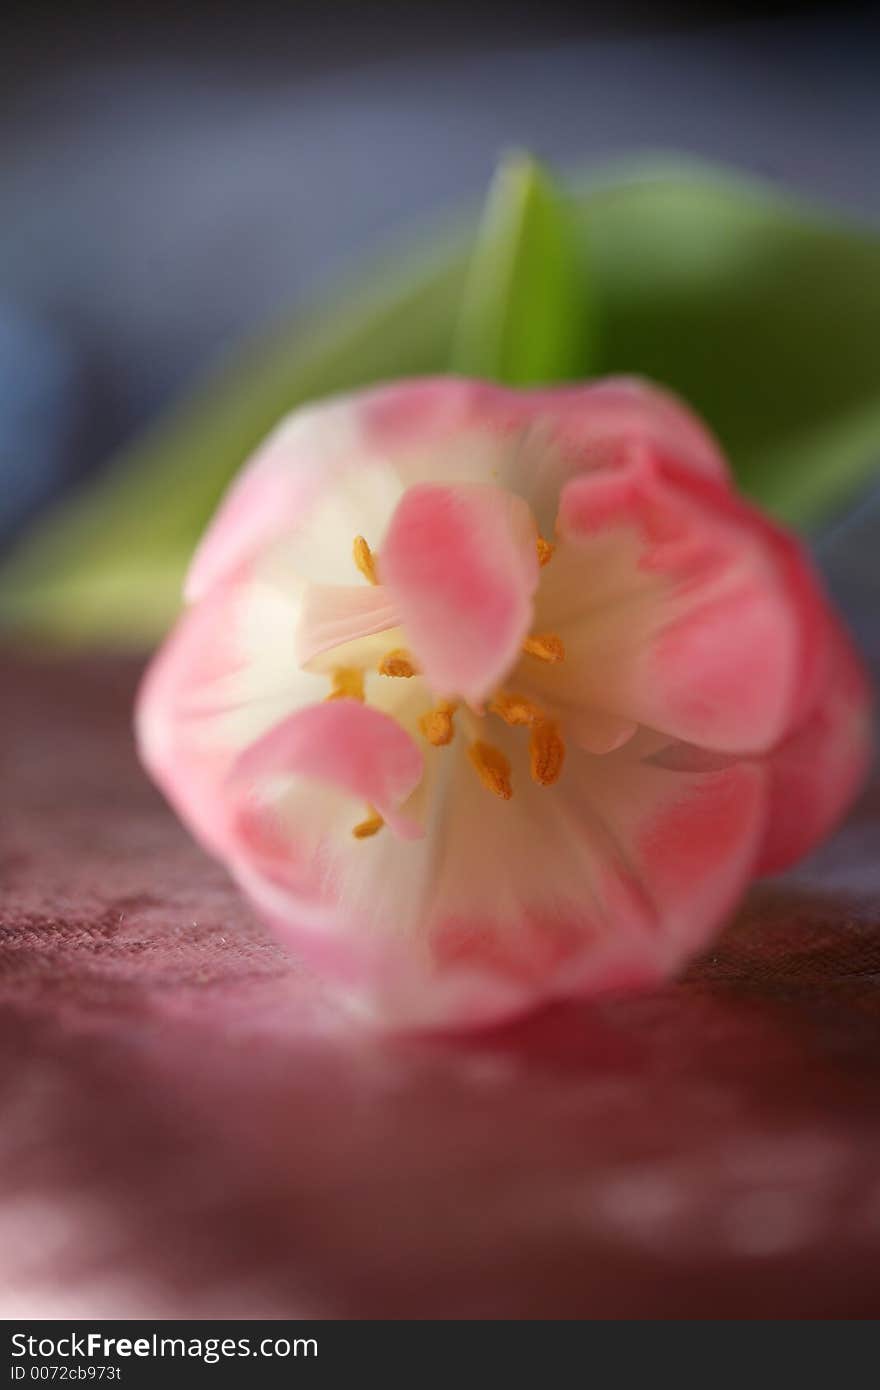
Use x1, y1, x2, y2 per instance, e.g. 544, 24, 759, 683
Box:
567, 159, 880, 529
4, 155, 880, 647
451, 151, 592, 385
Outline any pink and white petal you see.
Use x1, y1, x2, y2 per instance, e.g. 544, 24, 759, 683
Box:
560, 703, 638, 755
520, 376, 730, 515
756, 625, 873, 875
136, 562, 326, 860
565, 741, 767, 961
185, 396, 373, 600
359, 376, 526, 453
186, 387, 494, 599
295, 584, 399, 667
278, 381, 531, 579
230, 699, 425, 842
242, 737, 632, 1028
235, 856, 532, 1029
379, 482, 540, 705
421, 743, 766, 1026
553, 376, 729, 481
188, 377, 536, 603
362, 375, 729, 494
554, 456, 831, 755
210, 711, 766, 1029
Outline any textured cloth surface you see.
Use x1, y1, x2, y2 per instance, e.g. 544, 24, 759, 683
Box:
1, 653, 879, 1318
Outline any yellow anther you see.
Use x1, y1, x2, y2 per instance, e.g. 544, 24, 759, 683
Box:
468, 740, 513, 801
352, 807, 384, 839
327, 667, 365, 702
353, 534, 378, 585
419, 700, 458, 746
522, 632, 566, 664
536, 536, 555, 567
530, 721, 566, 787
378, 649, 418, 678
489, 692, 545, 727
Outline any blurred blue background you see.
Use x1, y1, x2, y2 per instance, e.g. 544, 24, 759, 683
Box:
1, 1, 878, 566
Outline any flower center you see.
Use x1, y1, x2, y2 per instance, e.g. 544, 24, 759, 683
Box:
331, 532, 567, 837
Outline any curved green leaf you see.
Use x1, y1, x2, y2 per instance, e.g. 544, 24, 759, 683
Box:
451, 152, 593, 384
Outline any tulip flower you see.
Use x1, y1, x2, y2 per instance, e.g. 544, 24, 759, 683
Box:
136, 377, 872, 1028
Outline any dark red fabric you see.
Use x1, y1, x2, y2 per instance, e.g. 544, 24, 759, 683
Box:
2, 653, 879, 1318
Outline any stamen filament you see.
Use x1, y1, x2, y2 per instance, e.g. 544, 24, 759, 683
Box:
489, 692, 545, 727
522, 632, 566, 664
420, 700, 458, 746
327, 667, 365, 702
530, 721, 566, 787
353, 535, 378, 585
352, 807, 384, 839
378, 649, 419, 678
468, 740, 513, 801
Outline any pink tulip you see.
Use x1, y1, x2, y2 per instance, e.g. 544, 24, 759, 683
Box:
136, 377, 873, 1028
